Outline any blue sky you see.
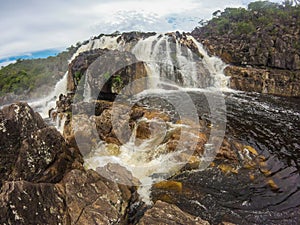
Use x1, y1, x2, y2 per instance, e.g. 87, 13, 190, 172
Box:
0, 0, 283, 67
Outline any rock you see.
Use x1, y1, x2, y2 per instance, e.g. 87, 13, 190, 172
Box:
10, 126, 74, 183
153, 181, 183, 193
94, 104, 133, 144
67, 49, 148, 101
191, 16, 300, 97
64, 113, 98, 156
61, 165, 139, 225
224, 65, 300, 97
0, 102, 76, 187
138, 200, 209, 225
0, 181, 68, 225
0, 103, 67, 184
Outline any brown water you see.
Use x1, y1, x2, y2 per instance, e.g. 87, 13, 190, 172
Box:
163, 91, 300, 225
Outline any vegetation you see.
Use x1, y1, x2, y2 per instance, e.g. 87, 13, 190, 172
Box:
0, 46, 76, 96
197, 0, 300, 37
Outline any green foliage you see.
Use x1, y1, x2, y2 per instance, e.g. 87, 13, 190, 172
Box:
112, 75, 123, 85
236, 22, 256, 35
248, 1, 279, 12
197, 0, 300, 37
0, 46, 76, 96
74, 71, 83, 82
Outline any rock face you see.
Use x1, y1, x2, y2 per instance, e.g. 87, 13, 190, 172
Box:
138, 200, 209, 225
0, 102, 75, 187
224, 66, 300, 96
0, 180, 69, 225
59, 165, 139, 225
67, 49, 148, 101
191, 12, 300, 97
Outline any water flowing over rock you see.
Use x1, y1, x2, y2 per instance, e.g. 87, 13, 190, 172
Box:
66, 31, 229, 101
192, 23, 300, 97
2, 29, 299, 224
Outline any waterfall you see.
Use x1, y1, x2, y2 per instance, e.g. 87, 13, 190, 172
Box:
29, 71, 68, 118
28, 32, 230, 203
131, 33, 229, 90
29, 34, 126, 118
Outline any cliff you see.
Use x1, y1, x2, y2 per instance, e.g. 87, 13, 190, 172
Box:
191, 1, 300, 96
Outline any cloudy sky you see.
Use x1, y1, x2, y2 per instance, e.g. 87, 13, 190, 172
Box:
0, 0, 282, 66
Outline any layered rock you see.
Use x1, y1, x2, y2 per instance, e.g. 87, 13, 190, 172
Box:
191, 12, 300, 97
224, 66, 300, 96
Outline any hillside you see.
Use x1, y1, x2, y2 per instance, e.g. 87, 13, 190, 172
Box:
191, 1, 300, 96
0, 46, 76, 103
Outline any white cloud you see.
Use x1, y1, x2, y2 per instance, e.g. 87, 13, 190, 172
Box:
0, 0, 279, 60
0, 60, 16, 68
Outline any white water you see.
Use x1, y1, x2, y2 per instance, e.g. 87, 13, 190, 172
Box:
28, 32, 231, 204
29, 71, 69, 118
188, 36, 230, 90
29, 35, 125, 120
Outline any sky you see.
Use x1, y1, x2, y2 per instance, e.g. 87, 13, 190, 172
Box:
0, 0, 283, 67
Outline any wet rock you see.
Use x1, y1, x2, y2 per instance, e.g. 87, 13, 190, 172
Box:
153, 181, 183, 193
138, 200, 209, 225
117, 32, 157, 45
64, 113, 98, 156
71, 100, 113, 116
0, 181, 68, 225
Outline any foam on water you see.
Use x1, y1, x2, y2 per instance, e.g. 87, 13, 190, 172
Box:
29, 32, 232, 203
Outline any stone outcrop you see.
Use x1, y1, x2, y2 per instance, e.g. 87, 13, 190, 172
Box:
191, 12, 300, 97
0, 180, 69, 225
0, 103, 133, 224
67, 49, 148, 101
59, 164, 139, 225
0, 102, 76, 187
224, 66, 300, 96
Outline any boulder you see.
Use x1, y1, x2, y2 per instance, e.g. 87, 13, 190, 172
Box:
67, 49, 148, 101
0, 103, 75, 187
0, 181, 68, 225
60, 165, 139, 225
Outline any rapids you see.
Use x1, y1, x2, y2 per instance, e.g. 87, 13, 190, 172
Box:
19, 32, 300, 223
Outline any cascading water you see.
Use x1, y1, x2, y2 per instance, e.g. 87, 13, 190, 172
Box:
10, 31, 300, 222
29, 71, 69, 118
70, 33, 229, 204
31, 32, 230, 203
29, 34, 125, 119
